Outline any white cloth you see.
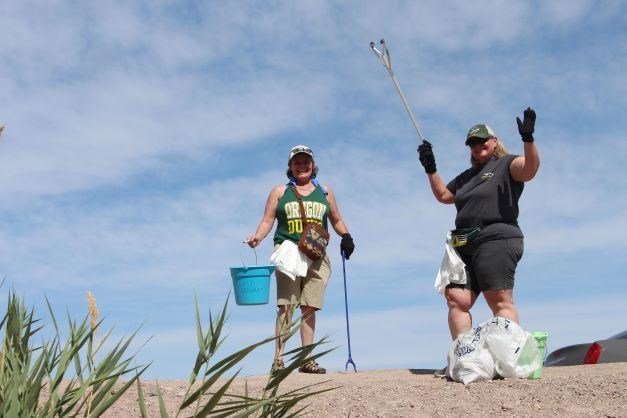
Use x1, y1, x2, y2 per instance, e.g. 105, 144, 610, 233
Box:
434, 231, 467, 294
270, 240, 312, 281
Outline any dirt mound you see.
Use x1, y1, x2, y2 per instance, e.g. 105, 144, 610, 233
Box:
104, 363, 627, 417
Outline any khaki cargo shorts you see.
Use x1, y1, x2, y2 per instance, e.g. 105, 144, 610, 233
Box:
275, 246, 331, 310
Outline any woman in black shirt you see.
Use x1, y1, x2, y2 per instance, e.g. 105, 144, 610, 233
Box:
418, 108, 540, 343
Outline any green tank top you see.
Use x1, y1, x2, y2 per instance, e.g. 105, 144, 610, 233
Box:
273, 185, 330, 245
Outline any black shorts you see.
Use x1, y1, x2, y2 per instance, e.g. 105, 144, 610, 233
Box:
447, 238, 524, 294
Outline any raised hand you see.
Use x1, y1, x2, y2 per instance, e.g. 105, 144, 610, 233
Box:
417, 140, 437, 174
516, 107, 536, 143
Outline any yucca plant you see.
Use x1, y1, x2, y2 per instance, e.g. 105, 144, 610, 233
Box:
138, 295, 337, 417
0, 289, 148, 417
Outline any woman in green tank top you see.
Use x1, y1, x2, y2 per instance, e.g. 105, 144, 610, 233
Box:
246, 145, 355, 374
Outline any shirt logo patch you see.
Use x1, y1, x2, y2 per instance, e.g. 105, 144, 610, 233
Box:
481, 172, 494, 181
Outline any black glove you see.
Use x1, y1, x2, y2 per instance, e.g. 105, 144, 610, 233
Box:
417, 140, 437, 174
340, 233, 355, 260
516, 107, 536, 142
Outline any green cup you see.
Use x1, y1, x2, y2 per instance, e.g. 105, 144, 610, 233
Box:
528, 331, 549, 379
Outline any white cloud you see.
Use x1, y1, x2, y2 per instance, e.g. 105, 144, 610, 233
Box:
0, 173, 277, 289
538, 0, 594, 24
2, 126, 624, 292
2, 0, 625, 204
1, 1, 342, 201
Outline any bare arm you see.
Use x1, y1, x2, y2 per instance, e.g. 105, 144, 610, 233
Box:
323, 186, 350, 236
417, 140, 454, 204
511, 107, 540, 182
427, 172, 455, 204
246, 186, 283, 248
509, 142, 540, 182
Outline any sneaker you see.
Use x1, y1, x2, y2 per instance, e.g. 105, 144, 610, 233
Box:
298, 360, 326, 374
433, 366, 447, 378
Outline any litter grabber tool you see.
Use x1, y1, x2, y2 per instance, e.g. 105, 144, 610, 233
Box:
370, 38, 426, 143
341, 250, 357, 372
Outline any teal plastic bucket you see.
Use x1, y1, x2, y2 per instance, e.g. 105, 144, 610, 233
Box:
230, 265, 275, 306
529, 331, 549, 379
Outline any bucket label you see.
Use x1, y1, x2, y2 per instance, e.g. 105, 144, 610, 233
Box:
239, 280, 264, 294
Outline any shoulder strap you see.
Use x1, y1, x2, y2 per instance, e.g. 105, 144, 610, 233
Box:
312, 178, 328, 195
290, 186, 309, 224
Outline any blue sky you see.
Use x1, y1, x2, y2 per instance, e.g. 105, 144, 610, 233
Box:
1, 1, 626, 378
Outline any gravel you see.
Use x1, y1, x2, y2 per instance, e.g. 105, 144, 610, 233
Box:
103, 362, 627, 417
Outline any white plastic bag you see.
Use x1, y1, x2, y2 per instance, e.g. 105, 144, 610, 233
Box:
447, 324, 496, 385
484, 317, 542, 378
434, 232, 467, 294
270, 240, 312, 281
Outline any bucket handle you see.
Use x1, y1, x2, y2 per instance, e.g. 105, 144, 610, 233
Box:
239, 243, 258, 269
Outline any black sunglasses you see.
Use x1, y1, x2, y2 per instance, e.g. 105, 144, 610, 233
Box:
466, 137, 492, 147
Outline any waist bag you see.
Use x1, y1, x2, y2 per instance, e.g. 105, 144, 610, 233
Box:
450, 227, 481, 248
292, 186, 330, 260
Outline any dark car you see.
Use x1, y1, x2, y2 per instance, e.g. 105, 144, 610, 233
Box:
544, 329, 627, 367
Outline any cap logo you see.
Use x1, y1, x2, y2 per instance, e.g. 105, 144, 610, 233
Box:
469, 127, 480, 135
288, 145, 314, 162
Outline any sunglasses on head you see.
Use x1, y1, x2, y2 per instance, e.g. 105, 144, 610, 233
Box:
466, 137, 493, 147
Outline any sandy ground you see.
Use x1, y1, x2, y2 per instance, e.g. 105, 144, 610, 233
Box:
102, 363, 627, 417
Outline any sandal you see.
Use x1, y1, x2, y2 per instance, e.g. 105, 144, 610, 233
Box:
298, 360, 326, 374
271, 358, 285, 372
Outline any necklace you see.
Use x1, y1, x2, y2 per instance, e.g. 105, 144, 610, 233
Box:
294, 183, 314, 192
